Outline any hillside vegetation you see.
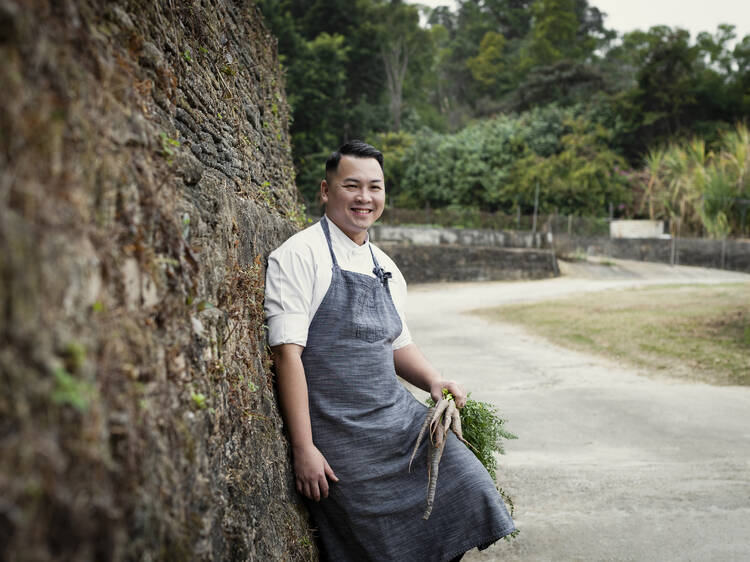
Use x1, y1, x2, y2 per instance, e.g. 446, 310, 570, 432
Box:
260, 0, 750, 237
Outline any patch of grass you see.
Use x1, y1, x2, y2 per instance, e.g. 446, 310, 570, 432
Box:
475, 283, 750, 385
564, 250, 589, 262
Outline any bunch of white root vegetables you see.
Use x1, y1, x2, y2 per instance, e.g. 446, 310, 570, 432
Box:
409, 392, 474, 520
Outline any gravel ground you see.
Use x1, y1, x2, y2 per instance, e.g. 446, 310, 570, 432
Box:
404, 258, 750, 562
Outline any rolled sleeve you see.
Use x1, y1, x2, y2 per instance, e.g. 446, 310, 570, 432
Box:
264, 245, 315, 347
392, 322, 412, 350
267, 313, 309, 347
388, 261, 412, 350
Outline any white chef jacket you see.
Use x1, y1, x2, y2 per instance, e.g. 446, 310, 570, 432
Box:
264, 217, 412, 349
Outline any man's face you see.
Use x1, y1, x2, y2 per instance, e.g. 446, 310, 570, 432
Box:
321, 155, 385, 245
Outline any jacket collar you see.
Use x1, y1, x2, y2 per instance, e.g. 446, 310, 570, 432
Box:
324, 214, 370, 254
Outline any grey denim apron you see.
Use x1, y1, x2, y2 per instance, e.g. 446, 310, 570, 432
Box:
301, 217, 515, 561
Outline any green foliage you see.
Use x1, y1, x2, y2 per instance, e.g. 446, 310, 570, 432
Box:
159, 132, 180, 164
52, 367, 93, 412
191, 391, 208, 410
396, 105, 628, 215
522, 0, 581, 68
63, 341, 87, 372
509, 117, 632, 215
642, 123, 750, 237
288, 201, 313, 229
427, 394, 517, 481
459, 396, 517, 478
368, 130, 415, 199
369, 1, 433, 131
467, 31, 508, 91
258, 0, 750, 218
426, 392, 518, 521
608, 25, 749, 162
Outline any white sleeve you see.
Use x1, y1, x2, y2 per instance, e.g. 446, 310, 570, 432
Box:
264, 245, 315, 347
389, 264, 413, 350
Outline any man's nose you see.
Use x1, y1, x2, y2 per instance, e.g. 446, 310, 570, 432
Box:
355, 188, 371, 201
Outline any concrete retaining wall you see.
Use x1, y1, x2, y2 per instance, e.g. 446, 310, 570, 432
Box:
371, 224, 548, 248
610, 220, 666, 238
370, 224, 750, 279
554, 235, 750, 272
380, 243, 558, 284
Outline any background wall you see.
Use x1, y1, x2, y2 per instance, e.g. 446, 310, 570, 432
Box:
0, 1, 314, 559
371, 223, 548, 249
372, 224, 750, 277
554, 235, 750, 272
380, 244, 558, 284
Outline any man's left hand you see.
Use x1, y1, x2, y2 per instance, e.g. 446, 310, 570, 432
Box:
430, 380, 466, 409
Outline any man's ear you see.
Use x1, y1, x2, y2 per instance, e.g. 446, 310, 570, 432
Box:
320, 178, 329, 203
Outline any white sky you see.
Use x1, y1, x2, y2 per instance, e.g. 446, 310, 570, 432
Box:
408, 0, 750, 41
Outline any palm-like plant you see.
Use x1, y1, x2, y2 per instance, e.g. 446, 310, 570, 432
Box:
700, 160, 734, 238
704, 124, 750, 237
641, 126, 750, 238
642, 147, 666, 220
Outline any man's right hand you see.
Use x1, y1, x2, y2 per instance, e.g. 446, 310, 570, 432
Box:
292, 443, 339, 501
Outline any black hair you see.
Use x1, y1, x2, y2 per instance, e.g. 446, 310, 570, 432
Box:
325, 140, 384, 181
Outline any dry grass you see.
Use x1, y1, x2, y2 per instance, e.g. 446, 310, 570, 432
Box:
475, 283, 750, 385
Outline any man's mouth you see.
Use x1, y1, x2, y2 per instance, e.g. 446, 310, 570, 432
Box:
351, 208, 372, 215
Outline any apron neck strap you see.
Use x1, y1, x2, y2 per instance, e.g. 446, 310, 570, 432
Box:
321, 216, 390, 285
320, 216, 340, 270
369, 244, 392, 288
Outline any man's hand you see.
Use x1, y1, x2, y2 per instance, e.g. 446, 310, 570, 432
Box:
430, 379, 467, 409
393, 343, 467, 408
293, 443, 339, 501
273, 344, 339, 501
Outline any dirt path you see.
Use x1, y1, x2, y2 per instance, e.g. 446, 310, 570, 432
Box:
405, 259, 750, 561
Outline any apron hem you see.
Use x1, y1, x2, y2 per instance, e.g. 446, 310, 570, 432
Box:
440, 525, 517, 562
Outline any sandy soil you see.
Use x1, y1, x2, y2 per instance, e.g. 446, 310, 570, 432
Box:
405, 258, 750, 562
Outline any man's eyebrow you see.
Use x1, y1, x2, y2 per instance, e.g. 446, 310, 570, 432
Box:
341, 177, 383, 183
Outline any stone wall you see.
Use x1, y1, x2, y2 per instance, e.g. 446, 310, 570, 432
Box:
370, 225, 557, 283
371, 223, 750, 279
0, 1, 314, 560
553, 235, 750, 272
381, 244, 558, 283
371, 223, 548, 249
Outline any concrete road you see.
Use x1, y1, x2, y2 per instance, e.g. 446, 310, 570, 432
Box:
405, 259, 750, 562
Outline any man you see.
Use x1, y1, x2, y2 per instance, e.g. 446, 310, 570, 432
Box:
265, 141, 514, 561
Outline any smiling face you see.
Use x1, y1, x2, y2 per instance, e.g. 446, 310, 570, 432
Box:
320, 155, 385, 245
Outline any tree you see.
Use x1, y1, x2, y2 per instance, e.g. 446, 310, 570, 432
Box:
505, 0, 614, 110
258, 0, 391, 203
509, 117, 631, 216
612, 27, 700, 161
285, 32, 352, 202
609, 25, 749, 164
375, 2, 418, 131
521, 0, 580, 69
467, 31, 510, 95
511, 60, 607, 110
